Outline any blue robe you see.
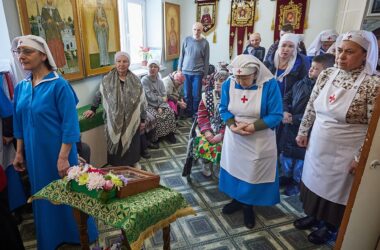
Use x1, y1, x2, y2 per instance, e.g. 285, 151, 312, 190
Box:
219, 78, 282, 206
13, 72, 98, 250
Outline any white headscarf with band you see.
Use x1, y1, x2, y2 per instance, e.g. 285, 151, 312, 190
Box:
228, 54, 274, 86
337, 30, 378, 75
307, 29, 338, 56
11, 35, 57, 70
274, 33, 300, 82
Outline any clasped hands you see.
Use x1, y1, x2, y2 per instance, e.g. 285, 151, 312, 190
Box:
204, 131, 223, 144
230, 121, 255, 135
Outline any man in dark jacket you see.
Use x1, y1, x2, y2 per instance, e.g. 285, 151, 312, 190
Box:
279, 54, 335, 196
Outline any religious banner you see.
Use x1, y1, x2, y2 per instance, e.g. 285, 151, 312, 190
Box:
196, 0, 219, 36
229, 0, 257, 58
273, 0, 308, 41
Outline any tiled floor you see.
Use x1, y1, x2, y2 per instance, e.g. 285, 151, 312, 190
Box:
19, 119, 333, 249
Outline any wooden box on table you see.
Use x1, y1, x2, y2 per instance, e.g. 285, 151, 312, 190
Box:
102, 166, 160, 198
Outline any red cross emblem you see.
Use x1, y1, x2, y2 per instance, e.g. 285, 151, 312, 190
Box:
237, 69, 242, 74
241, 95, 248, 103
329, 94, 336, 103
327, 36, 332, 40
347, 35, 352, 40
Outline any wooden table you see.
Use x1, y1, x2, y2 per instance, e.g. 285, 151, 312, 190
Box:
73, 208, 171, 250
31, 180, 195, 250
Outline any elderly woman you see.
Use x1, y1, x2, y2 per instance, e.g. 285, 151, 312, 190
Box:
307, 29, 339, 57
195, 63, 229, 177
219, 55, 283, 229
11, 35, 98, 250
142, 59, 177, 144
84, 52, 146, 167
294, 30, 380, 244
162, 70, 187, 116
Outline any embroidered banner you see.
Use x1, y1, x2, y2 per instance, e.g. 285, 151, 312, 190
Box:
273, 0, 308, 41
196, 0, 219, 36
229, 0, 257, 58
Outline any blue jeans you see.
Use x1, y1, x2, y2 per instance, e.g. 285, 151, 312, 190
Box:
280, 153, 304, 183
183, 74, 203, 116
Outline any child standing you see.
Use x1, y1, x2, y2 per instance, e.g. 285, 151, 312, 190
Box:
280, 54, 335, 196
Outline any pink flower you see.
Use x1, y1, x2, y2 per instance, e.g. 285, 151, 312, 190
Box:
86, 172, 106, 190
103, 180, 114, 191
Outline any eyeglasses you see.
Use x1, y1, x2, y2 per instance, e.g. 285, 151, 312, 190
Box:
12, 48, 38, 56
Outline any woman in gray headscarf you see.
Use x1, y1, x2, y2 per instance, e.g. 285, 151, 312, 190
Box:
84, 51, 146, 166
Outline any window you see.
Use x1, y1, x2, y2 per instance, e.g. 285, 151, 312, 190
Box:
118, 0, 146, 66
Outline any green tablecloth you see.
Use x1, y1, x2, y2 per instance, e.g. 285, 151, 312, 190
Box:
77, 104, 104, 132
31, 180, 195, 249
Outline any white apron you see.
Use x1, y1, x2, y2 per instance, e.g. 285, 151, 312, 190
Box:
220, 79, 277, 184
302, 69, 367, 205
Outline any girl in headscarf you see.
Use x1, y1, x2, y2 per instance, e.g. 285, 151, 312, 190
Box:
11, 35, 98, 250
195, 62, 229, 177
219, 55, 283, 229
294, 30, 380, 244
84, 51, 146, 167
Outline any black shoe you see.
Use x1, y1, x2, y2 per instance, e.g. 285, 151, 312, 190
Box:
307, 226, 331, 245
141, 150, 151, 159
294, 216, 318, 230
279, 176, 292, 186
166, 133, 177, 144
147, 142, 159, 149
222, 199, 242, 214
243, 206, 255, 229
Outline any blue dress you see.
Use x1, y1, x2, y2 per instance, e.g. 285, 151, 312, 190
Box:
13, 72, 98, 250
219, 78, 283, 206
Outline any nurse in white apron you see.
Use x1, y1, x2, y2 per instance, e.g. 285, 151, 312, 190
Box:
219, 54, 283, 228
294, 30, 380, 245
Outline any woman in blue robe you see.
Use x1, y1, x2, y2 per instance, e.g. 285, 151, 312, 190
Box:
11, 35, 98, 250
219, 54, 283, 229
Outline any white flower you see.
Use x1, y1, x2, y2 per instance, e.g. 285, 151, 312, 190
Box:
67, 166, 82, 181
86, 172, 106, 190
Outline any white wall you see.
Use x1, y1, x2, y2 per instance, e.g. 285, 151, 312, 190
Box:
180, 0, 339, 65
336, 0, 367, 32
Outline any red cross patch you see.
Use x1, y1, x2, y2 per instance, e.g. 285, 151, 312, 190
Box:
237, 69, 242, 74
329, 94, 336, 104
241, 95, 248, 103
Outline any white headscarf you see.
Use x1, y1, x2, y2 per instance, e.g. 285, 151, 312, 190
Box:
307, 29, 338, 56
274, 33, 300, 82
336, 30, 378, 75
11, 35, 57, 70
228, 54, 274, 86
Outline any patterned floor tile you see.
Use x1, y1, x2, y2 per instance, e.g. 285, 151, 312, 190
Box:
233, 231, 283, 250
270, 223, 332, 250
281, 195, 305, 217
168, 145, 188, 157
150, 158, 181, 174
161, 173, 188, 190
180, 189, 207, 211
178, 211, 227, 245
213, 207, 264, 235
255, 204, 295, 226
148, 147, 171, 159
144, 221, 188, 249
192, 239, 237, 250
197, 185, 230, 208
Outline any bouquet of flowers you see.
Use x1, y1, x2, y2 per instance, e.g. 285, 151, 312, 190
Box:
139, 46, 152, 65
65, 164, 128, 203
